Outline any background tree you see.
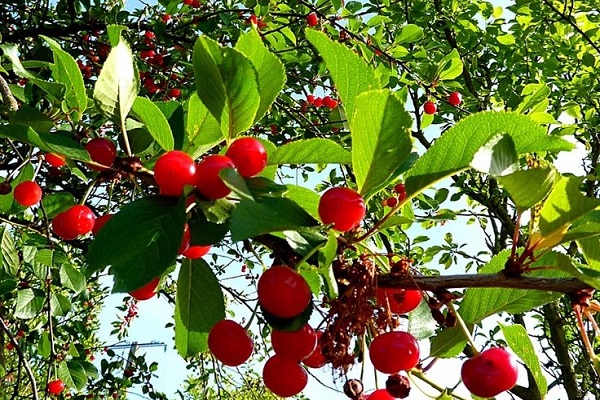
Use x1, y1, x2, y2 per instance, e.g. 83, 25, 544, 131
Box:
0, 0, 600, 399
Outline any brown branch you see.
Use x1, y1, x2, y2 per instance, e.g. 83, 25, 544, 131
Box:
0, 74, 18, 112
0, 317, 39, 400
379, 273, 590, 293
541, 0, 600, 56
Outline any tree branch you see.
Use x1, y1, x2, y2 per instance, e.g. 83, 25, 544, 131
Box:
0, 317, 39, 400
0, 74, 18, 112
379, 273, 590, 293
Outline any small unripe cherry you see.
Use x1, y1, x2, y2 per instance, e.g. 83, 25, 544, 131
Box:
257, 266, 311, 319
208, 319, 253, 366
225, 137, 268, 178
423, 100, 437, 115
14, 180, 42, 207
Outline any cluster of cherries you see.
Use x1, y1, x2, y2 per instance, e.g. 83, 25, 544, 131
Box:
382, 183, 407, 208
306, 94, 339, 110
423, 91, 463, 115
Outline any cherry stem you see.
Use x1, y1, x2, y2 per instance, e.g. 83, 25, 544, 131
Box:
120, 120, 133, 157
410, 370, 468, 400
243, 301, 260, 331
574, 305, 596, 360
80, 180, 97, 205
295, 242, 326, 269
509, 212, 522, 262
583, 309, 600, 336
447, 302, 479, 357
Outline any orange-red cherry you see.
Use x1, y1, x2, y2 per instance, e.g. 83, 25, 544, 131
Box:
303, 331, 327, 368
14, 180, 42, 207
306, 12, 318, 27
45, 153, 66, 168
423, 100, 437, 115
365, 389, 395, 400
182, 245, 211, 259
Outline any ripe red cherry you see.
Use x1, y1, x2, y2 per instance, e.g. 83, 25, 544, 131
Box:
45, 153, 67, 167
271, 324, 317, 361
225, 137, 268, 178
208, 319, 253, 366
385, 197, 398, 208
322, 96, 338, 109
168, 88, 181, 98
182, 245, 211, 259
153, 151, 196, 196
194, 155, 235, 200
423, 100, 437, 115
376, 287, 423, 314
303, 331, 326, 368
461, 347, 518, 398
257, 266, 311, 319
306, 12, 318, 27
369, 331, 420, 373
318, 187, 366, 232
129, 277, 160, 301
365, 389, 395, 400
47, 379, 66, 395
144, 31, 155, 40
162, 14, 172, 23
14, 180, 42, 207
85, 137, 117, 171
52, 205, 96, 240
92, 214, 112, 236
178, 224, 191, 254
262, 354, 308, 397
448, 91, 462, 107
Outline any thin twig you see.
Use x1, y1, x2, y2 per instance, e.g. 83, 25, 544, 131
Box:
0, 317, 39, 400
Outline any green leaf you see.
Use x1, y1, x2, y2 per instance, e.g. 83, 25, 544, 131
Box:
318, 233, 339, 299
186, 93, 223, 158
131, 97, 174, 151
530, 176, 600, 249
0, 227, 19, 276
429, 325, 468, 358
86, 196, 186, 293
459, 251, 565, 323
188, 208, 229, 246
60, 264, 86, 294
219, 168, 254, 200
80, 361, 99, 380
58, 360, 87, 390
93, 39, 139, 129
498, 167, 557, 212
497, 33, 516, 45
230, 198, 318, 241
11, 105, 55, 133
284, 185, 321, 220
500, 324, 548, 396
0, 165, 33, 214
470, 134, 518, 176
408, 298, 438, 340
246, 177, 288, 199
43, 36, 87, 121
175, 258, 225, 357
269, 138, 351, 165
235, 28, 286, 123
193, 36, 260, 139
38, 332, 51, 358
404, 111, 574, 199
0, 124, 89, 162
0, 44, 65, 100
298, 264, 322, 295
0, 279, 17, 296
436, 49, 464, 81
516, 83, 551, 113
395, 24, 424, 44
41, 192, 76, 218
352, 90, 413, 199
106, 24, 128, 46
14, 289, 44, 319
50, 292, 71, 316
305, 29, 381, 126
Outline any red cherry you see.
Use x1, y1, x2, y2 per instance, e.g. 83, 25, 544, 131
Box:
461, 347, 518, 398
306, 94, 315, 104
271, 324, 317, 361
313, 97, 323, 108
13, 180, 42, 207
129, 277, 160, 301
5, 342, 14, 351
47, 379, 66, 395
144, 31, 155, 40
124, 368, 134, 378
208, 319, 253, 366
92, 214, 112, 236
423, 100, 437, 115
191, 0, 201, 7
318, 187, 366, 232
257, 266, 311, 319
53, 205, 96, 240
376, 287, 422, 314
394, 183, 406, 195
45, 153, 66, 168
182, 245, 211, 259
194, 155, 235, 200
85, 138, 117, 171
262, 354, 308, 398
303, 331, 327, 368
225, 137, 268, 178
153, 151, 196, 196
247, 14, 258, 25
162, 14, 172, 23
183, 0, 193, 4
369, 331, 420, 373
385, 197, 398, 208
306, 12, 318, 27
178, 224, 191, 254
448, 91, 462, 107
168, 88, 181, 98
322, 96, 338, 109
365, 389, 395, 400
